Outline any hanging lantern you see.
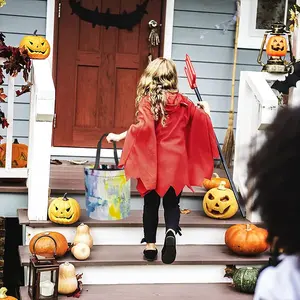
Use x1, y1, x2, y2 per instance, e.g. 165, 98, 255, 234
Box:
257, 22, 295, 73
28, 233, 59, 300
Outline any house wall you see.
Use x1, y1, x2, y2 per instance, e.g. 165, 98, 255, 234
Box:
172, 0, 261, 145
0, 0, 47, 144
0, 0, 262, 149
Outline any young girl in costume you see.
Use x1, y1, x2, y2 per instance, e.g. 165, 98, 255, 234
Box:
107, 58, 218, 264
247, 107, 300, 299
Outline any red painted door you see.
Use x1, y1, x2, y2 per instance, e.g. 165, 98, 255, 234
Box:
53, 0, 164, 147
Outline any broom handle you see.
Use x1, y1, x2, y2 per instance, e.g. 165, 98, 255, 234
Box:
194, 86, 246, 218
228, 1, 240, 120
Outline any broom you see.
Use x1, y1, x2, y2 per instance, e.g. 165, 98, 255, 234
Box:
221, 0, 240, 168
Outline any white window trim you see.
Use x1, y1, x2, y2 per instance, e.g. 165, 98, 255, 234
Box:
239, 0, 291, 49
46, 0, 175, 158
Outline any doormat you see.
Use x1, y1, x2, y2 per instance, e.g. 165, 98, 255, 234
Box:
69, 0, 149, 31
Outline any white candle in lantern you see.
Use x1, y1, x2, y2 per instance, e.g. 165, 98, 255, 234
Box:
40, 280, 55, 297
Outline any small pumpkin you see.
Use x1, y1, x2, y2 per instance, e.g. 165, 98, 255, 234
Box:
29, 231, 69, 258
19, 30, 50, 59
266, 35, 288, 57
73, 223, 93, 248
0, 139, 28, 168
48, 193, 81, 225
225, 224, 268, 255
71, 242, 90, 260
203, 181, 238, 219
58, 262, 78, 295
225, 265, 259, 294
203, 173, 230, 190
0, 287, 17, 300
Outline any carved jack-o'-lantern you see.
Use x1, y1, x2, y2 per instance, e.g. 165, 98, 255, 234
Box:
19, 30, 50, 59
0, 139, 28, 168
203, 181, 238, 219
48, 193, 81, 225
257, 22, 294, 73
266, 35, 288, 57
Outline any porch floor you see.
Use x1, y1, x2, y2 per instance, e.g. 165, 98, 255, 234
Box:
0, 161, 233, 196
20, 283, 253, 300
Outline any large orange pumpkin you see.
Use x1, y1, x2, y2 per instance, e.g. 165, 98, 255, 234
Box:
0, 139, 28, 168
203, 173, 230, 190
225, 224, 268, 255
266, 35, 288, 57
29, 231, 69, 258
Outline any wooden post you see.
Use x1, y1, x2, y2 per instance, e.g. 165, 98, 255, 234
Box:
27, 60, 55, 221
234, 72, 280, 222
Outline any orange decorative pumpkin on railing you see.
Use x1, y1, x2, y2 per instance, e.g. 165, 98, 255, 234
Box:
266, 35, 288, 57
19, 30, 51, 59
0, 139, 28, 168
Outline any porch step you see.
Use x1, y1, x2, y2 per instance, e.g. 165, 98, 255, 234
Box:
49, 161, 215, 196
18, 209, 251, 228
19, 209, 258, 245
19, 244, 269, 267
19, 244, 267, 284
19, 283, 253, 300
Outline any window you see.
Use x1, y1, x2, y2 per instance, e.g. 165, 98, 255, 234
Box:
238, 0, 296, 49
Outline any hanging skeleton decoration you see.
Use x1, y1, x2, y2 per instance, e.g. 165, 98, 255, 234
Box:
69, 0, 149, 31
148, 20, 160, 63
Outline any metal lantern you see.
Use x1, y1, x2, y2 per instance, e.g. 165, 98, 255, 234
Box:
257, 22, 295, 73
28, 235, 59, 300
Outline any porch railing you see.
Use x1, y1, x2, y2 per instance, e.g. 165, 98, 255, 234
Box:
233, 71, 285, 222
0, 58, 28, 178
0, 58, 55, 221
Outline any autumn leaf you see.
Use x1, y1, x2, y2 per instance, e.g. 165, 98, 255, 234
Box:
16, 82, 32, 97
1, 117, 9, 129
0, 88, 6, 102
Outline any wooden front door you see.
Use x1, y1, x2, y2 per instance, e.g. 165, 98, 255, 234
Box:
53, 0, 164, 147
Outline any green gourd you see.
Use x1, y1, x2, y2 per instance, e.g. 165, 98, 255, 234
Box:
225, 265, 259, 294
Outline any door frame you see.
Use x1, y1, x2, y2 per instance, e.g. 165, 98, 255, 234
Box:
46, 0, 175, 158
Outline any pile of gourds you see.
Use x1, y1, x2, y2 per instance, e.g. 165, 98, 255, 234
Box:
202, 174, 270, 294
29, 222, 93, 295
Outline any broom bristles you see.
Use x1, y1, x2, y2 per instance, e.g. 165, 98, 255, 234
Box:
221, 127, 235, 169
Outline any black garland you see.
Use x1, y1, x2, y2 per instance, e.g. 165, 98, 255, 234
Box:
272, 61, 300, 94
69, 0, 149, 31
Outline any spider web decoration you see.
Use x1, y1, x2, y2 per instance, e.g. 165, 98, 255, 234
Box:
69, 0, 149, 31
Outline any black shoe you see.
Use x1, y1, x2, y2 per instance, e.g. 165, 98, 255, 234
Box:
143, 248, 158, 261
162, 229, 176, 264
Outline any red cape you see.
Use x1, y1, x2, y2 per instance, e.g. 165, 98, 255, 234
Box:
119, 93, 219, 197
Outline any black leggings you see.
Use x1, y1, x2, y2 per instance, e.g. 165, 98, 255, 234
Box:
142, 187, 182, 243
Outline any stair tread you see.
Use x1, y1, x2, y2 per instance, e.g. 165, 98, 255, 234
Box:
19, 244, 269, 266
20, 283, 253, 299
50, 161, 213, 196
18, 209, 258, 228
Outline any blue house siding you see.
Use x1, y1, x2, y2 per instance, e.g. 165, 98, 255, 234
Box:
0, 0, 262, 147
172, 0, 261, 145
0, 0, 47, 144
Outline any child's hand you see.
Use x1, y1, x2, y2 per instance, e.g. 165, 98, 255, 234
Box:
106, 133, 120, 143
197, 101, 211, 117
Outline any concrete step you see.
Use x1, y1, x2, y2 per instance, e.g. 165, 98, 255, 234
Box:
19, 209, 257, 245
19, 244, 268, 285
20, 283, 253, 300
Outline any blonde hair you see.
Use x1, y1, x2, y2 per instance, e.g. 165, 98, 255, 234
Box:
136, 57, 178, 126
